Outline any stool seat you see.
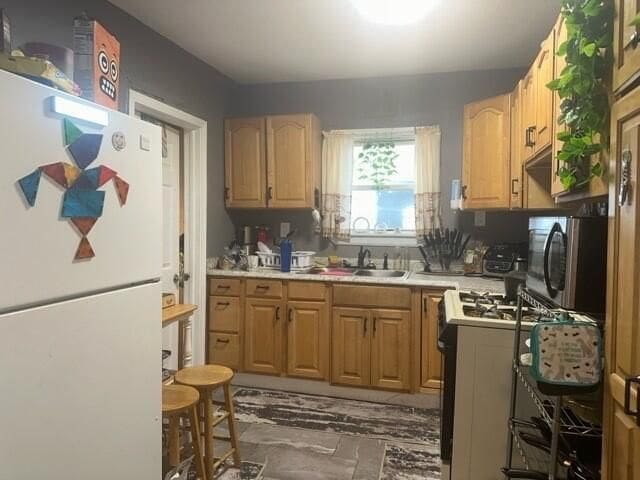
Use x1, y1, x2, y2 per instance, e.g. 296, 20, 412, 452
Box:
175, 365, 233, 389
162, 385, 200, 414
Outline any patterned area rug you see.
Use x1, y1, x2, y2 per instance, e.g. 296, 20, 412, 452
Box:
232, 387, 441, 479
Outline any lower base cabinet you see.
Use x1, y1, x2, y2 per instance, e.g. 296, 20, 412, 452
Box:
370, 309, 411, 390
332, 308, 371, 386
208, 332, 240, 370
287, 300, 329, 380
244, 298, 283, 375
331, 307, 410, 391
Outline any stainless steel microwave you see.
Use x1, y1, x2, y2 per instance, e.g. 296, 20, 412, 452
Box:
527, 216, 607, 317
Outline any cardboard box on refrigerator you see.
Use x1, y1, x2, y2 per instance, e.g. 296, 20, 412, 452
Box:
73, 15, 120, 109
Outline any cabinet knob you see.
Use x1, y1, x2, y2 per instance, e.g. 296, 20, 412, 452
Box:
511, 178, 519, 196
288, 308, 293, 323
363, 317, 368, 336
461, 185, 468, 200
267, 186, 273, 200
275, 306, 280, 321
224, 187, 230, 200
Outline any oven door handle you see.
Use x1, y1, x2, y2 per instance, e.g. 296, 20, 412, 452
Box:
543, 222, 566, 298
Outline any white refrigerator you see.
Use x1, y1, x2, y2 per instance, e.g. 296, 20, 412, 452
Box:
0, 69, 162, 479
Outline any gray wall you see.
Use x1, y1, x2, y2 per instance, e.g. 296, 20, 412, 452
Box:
228, 69, 531, 257
2, 0, 236, 255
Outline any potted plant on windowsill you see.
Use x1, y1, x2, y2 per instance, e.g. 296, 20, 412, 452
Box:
547, 0, 612, 192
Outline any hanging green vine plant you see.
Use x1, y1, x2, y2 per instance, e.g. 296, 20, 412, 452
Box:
546, 0, 612, 190
356, 142, 399, 190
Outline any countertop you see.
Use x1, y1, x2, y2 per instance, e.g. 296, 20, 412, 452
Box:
206, 268, 504, 293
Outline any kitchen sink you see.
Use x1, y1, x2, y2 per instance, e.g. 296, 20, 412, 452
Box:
353, 269, 408, 278
302, 267, 356, 276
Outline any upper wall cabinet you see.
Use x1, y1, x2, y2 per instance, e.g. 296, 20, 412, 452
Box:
613, 0, 640, 94
462, 94, 511, 210
224, 114, 321, 209
510, 81, 524, 209
522, 28, 555, 164
533, 29, 555, 155
266, 114, 321, 209
224, 117, 267, 208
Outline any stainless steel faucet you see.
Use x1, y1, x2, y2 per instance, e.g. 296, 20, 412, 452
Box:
357, 246, 371, 269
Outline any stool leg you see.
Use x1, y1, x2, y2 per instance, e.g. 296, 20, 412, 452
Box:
203, 396, 214, 479
223, 383, 241, 467
188, 405, 207, 480
168, 416, 180, 467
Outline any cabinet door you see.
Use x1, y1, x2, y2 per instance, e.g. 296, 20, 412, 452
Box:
370, 309, 411, 391
510, 82, 523, 209
244, 298, 283, 374
534, 29, 554, 154
224, 117, 267, 208
613, 0, 640, 93
421, 293, 442, 389
462, 94, 511, 209
332, 307, 371, 387
603, 86, 640, 480
287, 301, 329, 380
551, 15, 568, 196
521, 67, 537, 162
266, 114, 312, 208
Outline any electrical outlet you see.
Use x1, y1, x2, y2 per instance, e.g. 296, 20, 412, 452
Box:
280, 222, 291, 238
474, 211, 486, 227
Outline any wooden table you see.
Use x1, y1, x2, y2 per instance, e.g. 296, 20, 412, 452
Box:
162, 304, 197, 375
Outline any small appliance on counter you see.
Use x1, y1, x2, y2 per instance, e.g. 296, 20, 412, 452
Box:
483, 242, 527, 278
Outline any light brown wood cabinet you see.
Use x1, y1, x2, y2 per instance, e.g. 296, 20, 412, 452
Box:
224, 117, 266, 208
421, 291, 442, 389
332, 306, 411, 391
370, 309, 411, 390
206, 276, 429, 393
521, 66, 537, 162
533, 30, 555, 156
613, 0, 640, 94
461, 93, 511, 210
331, 307, 371, 387
510, 82, 524, 209
603, 84, 640, 480
244, 298, 283, 375
286, 300, 329, 380
224, 114, 321, 209
206, 278, 242, 370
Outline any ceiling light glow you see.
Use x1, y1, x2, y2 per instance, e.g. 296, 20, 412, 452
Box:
350, 0, 439, 25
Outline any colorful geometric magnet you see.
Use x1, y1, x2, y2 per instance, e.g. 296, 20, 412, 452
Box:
40, 162, 68, 188
74, 236, 95, 260
17, 169, 42, 206
72, 167, 100, 190
63, 118, 83, 147
70, 217, 97, 235
97, 165, 117, 186
63, 163, 81, 187
61, 189, 105, 218
113, 176, 130, 205
68, 133, 103, 169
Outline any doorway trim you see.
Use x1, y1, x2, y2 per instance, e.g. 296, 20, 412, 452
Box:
129, 90, 208, 366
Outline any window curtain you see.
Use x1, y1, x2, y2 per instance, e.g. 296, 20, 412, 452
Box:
414, 126, 441, 237
319, 131, 354, 240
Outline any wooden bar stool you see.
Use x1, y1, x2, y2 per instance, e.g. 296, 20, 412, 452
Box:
175, 365, 240, 478
162, 385, 207, 480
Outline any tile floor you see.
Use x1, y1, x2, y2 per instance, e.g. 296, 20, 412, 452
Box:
210, 374, 442, 480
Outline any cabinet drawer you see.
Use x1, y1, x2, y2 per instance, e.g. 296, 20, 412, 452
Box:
288, 281, 327, 301
208, 296, 240, 332
209, 277, 241, 296
332, 284, 411, 309
208, 332, 240, 370
246, 279, 283, 298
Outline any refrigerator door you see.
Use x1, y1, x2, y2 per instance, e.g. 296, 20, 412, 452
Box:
0, 282, 161, 479
0, 70, 161, 312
